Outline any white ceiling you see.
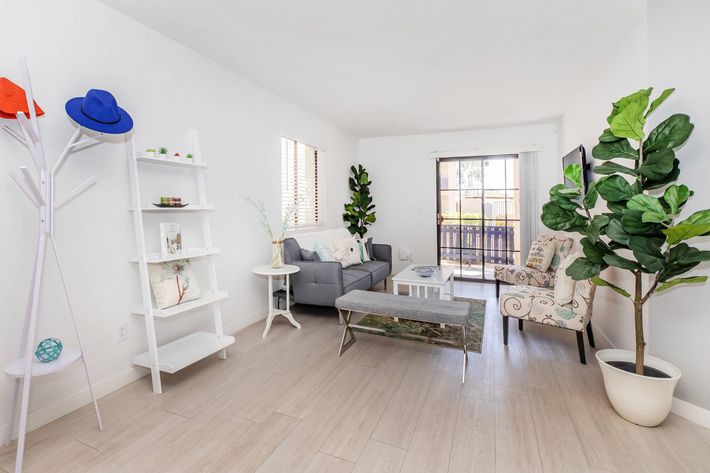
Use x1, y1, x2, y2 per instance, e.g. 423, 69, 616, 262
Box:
99, 0, 646, 137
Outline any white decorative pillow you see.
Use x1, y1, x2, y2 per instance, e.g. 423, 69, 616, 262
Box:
148, 260, 201, 309
554, 252, 580, 305
331, 236, 362, 268
355, 238, 371, 263
526, 237, 556, 271
313, 242, 336, 262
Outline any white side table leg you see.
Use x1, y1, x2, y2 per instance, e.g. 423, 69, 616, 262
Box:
283, 274, 301, 330
263, 275, 275, 338
393, 281, 399, 322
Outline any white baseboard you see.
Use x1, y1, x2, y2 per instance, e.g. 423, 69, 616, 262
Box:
592, 324, 710, 429
0, 307, 269, 442
671, 397, 710, 429
0, 366, 144, 442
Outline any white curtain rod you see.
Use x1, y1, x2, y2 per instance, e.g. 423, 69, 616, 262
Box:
429, 144, 542, 158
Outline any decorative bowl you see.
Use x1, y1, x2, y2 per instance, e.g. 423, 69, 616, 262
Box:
413, 266, 436, 277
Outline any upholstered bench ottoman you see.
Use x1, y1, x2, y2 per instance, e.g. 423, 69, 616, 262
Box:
335, 290, 472, 382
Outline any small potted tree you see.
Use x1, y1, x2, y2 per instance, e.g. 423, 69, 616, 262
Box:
541, 87, 710, 426
343, 164, 376, 237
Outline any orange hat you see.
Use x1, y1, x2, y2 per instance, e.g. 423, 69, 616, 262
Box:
0, 77, 44, 119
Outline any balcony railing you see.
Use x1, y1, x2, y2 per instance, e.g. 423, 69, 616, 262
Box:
440, 223, 515, 264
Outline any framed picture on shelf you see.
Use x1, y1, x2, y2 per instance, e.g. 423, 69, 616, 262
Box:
160, 223, 183, 257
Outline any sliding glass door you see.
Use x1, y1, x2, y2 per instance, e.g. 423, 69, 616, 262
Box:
436, 155, 521, 281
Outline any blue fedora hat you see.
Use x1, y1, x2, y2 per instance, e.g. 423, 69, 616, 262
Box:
65, 89, 133, 134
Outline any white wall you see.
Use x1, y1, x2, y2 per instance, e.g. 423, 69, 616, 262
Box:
359, 124, 559, 273
0, 0, 357, 436
647, 0, 710, 412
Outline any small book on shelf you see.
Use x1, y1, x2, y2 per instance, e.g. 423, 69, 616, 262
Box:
160, 223, 183, 257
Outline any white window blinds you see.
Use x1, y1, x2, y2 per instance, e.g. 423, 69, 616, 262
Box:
281, 137, 322, 228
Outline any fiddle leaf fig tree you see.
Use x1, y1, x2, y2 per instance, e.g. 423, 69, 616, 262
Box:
541, 87, 710, 375
343, 164, 376, 237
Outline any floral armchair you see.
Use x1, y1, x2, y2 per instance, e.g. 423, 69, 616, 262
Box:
493, 234, 574, 297
499, 279, 596, 364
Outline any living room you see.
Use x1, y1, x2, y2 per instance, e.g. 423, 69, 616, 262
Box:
1, 0, 709, 472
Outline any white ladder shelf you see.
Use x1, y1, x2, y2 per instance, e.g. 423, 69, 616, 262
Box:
127, 131, 233, 394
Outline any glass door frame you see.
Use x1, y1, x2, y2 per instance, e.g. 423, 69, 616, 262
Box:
436, 154, 520, 282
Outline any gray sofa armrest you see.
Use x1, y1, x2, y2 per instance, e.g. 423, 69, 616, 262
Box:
371, 243, 392, 273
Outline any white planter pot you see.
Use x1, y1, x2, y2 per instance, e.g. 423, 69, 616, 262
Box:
596, 349, 681, 427
158, 153, 168, 160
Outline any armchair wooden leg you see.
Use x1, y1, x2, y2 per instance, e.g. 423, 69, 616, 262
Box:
518, 319, 523, 331
496, 280, 500, 298
576, 331, 586, 364
503, 316, 509, 345
586, 321, 596, 348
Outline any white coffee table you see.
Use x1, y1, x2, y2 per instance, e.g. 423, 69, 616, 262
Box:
392, 264, 455, 300
252, 264, 301, 338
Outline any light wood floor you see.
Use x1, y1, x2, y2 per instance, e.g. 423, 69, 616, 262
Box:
3, 282, 710, 473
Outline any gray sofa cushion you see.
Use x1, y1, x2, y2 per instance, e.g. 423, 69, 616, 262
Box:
349, 261, 389, 285
336, 290, 470, 325
343, 269, 371, 292
300, 249, 321, 261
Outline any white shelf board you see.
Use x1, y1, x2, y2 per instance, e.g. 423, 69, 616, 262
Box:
132, 332, 234, 374
129, 247, 221, 263
131, 204, 214, 213
136, 156, 208, 169
4, 347, 82, 378
131, 290, 228, 318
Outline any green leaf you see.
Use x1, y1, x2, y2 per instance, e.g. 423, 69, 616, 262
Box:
643, 158, 681, 190
581, 237, 612, 264
663, 185, 690, 215
566, 257, 602, 281
606, 218, 630, 245
621, 209, 664, 235
598, 128, 623, 143
610, 102, 646, 141
359, 172, 369, 185
628, 236, 666, 272
668, 243, 710, 265
606, 201, 628, 215
593, 161, 638, 177
607, 88, 653, 125
591, 276, 631, 298
656, 276, 708, 292
646, 88, 675, 117
364, 213, 376, 223
603, 254, 640, 271
541, 201, 588, 231
596, 176, 637, 202
626, 195, 668, 223
564, 164, 583, 189
583, 181, 598, 209
644, 114, 694, 153
638, 148, 675, 180
592, 140, 638, 160
663, 210, 710, 245
586, 215, 610, 243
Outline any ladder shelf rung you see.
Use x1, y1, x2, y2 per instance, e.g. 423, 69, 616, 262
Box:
132, 332, 234, 373
129, 247, 221, 263
135, 156, 208, 169
131, 291, 228, 318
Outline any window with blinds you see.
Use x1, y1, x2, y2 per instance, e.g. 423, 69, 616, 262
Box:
281, 137, 322, 228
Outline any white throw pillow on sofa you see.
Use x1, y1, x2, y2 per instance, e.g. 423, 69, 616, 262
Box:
554, 252, 581, 305
331, 236, 362, 268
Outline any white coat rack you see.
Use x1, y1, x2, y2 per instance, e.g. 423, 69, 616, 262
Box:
2, 59, 103, 473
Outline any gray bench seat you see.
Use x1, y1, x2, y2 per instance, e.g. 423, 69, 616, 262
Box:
334, 290, 472, 382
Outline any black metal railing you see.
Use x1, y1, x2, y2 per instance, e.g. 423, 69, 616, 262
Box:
440, 223, 515, 264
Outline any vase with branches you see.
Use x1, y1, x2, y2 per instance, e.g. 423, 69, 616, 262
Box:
244, 196, 298, 267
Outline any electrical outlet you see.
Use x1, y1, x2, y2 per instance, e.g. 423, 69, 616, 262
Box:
117, 323, 128, 343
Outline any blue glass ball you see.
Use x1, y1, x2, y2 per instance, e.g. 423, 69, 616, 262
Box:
34, 338, 63, 363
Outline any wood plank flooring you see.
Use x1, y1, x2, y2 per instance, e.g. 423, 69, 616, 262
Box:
2, 281, 710, 472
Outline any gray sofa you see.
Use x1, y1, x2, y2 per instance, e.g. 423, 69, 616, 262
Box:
283, 237, 392, 307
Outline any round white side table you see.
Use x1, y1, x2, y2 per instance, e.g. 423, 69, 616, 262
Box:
252, 264, 301, 338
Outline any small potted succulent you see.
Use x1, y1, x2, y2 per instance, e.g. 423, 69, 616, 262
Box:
157, 146, 168, 159
143, 148, 156, 159
183, 153, 194, 163
172, 152, 181, 162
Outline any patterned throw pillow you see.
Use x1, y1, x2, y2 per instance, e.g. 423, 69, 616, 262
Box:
355, 238, 371, 263
549, 236, 574, 270
148, 260, 201, 309
313, 242, 336, 262
526, 237, 556, 272
331, 236, 362, 268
